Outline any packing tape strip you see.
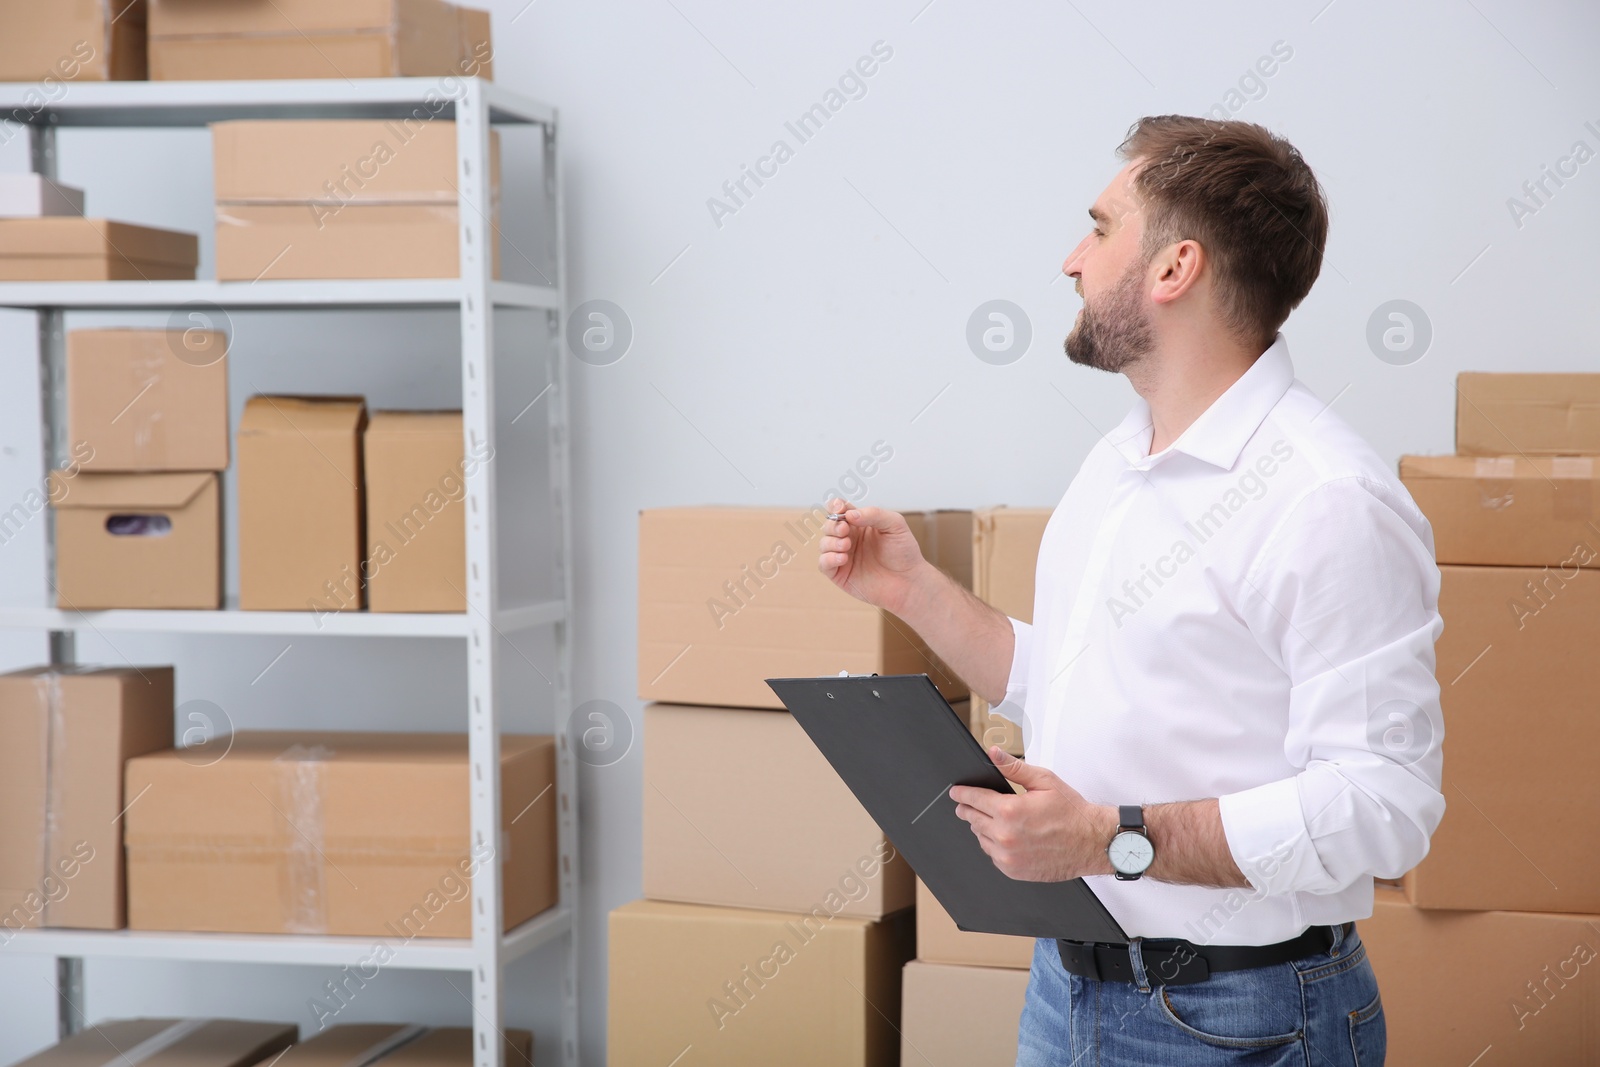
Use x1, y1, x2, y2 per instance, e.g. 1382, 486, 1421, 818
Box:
275, 743, 334, 935
36, 666, 94, 927
106, 1019, 209, 1067
338, 1025, 431, 1067
1472, 457, 1517, 511
1472, 457, 1516, 479
126, 349, 169, 468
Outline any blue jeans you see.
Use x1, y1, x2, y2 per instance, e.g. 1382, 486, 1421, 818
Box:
1016, 925, 1385, 1065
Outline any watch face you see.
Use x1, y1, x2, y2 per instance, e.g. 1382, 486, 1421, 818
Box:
1108, 831, 1154, 875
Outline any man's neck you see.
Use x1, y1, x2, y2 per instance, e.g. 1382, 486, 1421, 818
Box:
1128, 334, 1266, 456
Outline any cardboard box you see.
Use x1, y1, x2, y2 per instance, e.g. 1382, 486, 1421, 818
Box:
607, 898, 914, 1067
212, 120, 501, 281
364, 412, 467, 613
1403, 565, 1600, 913
0, 218, 198, 281
901, 960, 1030, 1067
1457, 372, 1600, 456
69, 328, 229, 472
10, 1020, 297, 1067
914, 876, 1034, 970
1363, 887, 1600, 1065
638, 507, 971, 709
0, 175, 85, 218
0, 667, 173, 933
457, 6, 492, 80
968, 507, 1051, 755
149, 0, 465, 80
642, 702, 922, 918
237, 395, 367, 612
1401, 454, 1600, 568
281, 1025, 530, 1067
50, 471, 222, 610
125, 731, 557, 937
0, 0, 147, 82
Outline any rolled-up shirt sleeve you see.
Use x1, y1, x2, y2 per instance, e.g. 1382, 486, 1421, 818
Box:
986, 616, 1033, 737
1218, 477, 1446, 897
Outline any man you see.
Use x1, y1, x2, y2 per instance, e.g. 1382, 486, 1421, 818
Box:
818, 116, 1443, 1064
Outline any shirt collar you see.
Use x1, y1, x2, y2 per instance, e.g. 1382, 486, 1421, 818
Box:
1106, 333, 1295, 471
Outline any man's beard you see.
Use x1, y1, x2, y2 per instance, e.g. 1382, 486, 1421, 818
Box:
1063, 258, 1154, 373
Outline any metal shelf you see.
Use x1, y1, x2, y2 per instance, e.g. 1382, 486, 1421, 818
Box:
0, 279, 558, 311
0, 906, 571, 971
0, 77, 553, 127
0, 601, 563, 638
13, 76, 581, 1067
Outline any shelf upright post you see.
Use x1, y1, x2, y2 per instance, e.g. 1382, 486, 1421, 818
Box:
542, 108, 581, 1067
455, 78, 504, 1067
31, 117, 86, 1040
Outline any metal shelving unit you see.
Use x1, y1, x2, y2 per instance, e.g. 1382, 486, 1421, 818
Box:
0, 78, 577, 1067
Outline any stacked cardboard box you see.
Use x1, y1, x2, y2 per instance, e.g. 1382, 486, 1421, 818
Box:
613, 505, 985, 1066
0, 1, 148, 82
124, 731, 557, 937
1372, 372, 1600, 1060
0, 666, 173, 934
53, 329, 228, 609
282, 1025, 531, 1067
212, 119, 501, 281
148, 0, 492, 81
14, 1019, 297, 1067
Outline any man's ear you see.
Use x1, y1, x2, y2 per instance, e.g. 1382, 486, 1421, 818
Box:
1150, 239, 1206, 306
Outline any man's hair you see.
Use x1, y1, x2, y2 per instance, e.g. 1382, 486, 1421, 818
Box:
1116, 115, 1327, 349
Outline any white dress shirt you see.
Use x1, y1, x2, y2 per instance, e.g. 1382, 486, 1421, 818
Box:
994, 334, 1445, 946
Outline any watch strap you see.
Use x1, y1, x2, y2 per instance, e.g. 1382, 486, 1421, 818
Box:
1118, 804, 1144, 833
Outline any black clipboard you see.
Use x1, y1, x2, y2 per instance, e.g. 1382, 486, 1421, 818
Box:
765, 673, 1127, 945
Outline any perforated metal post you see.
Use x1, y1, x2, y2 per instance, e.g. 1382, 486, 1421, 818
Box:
543, 111, 581, 1067
32, 118, 86, 1040
456, 80, 504, 1067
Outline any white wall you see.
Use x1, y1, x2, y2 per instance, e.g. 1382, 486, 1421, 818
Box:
2, 0, 1598, 1061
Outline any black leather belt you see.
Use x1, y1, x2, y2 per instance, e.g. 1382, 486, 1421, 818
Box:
1056, 922, 1354, 987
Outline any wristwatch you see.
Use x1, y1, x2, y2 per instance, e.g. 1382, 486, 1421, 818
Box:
1107, 804, 1155, 881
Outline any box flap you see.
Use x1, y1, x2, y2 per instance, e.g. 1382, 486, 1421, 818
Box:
14, 1019, 298, 1067
366, 410, 462, 437
0, 219, 198, 266
151, 0, 402, 36
239, 394, 367, 435
50, 471, 214, 510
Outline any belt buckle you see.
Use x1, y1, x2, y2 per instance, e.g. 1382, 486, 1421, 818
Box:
1146, 942, 1211, 987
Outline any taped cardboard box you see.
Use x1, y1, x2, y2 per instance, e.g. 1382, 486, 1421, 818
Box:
50, 471, 221, 610
282, 1025, 530, 1067
0, 667, 172, 933
457, 6, 493, 80
642, 701, 930, 918
12, 1019, 298, 1067
365, 411, 469, 613
1363, 886, 1600, 1065
1403, 564, 1600, 913
0, 0, 147, 82
608, 898, 914, 1067
901, 960, 1030, 1067
0, 218, 198, 281
638, 507, 971, 709
0, 175, 85, 218
125, 731, 557, 937
149, 0, 469, 81
1400, 454, 1600, 568
212, 120, 501, 281
968, 507, 1051, 756
69, 328, 229, 472
1457, 371, 1600, 456
237, 395, 366, 612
